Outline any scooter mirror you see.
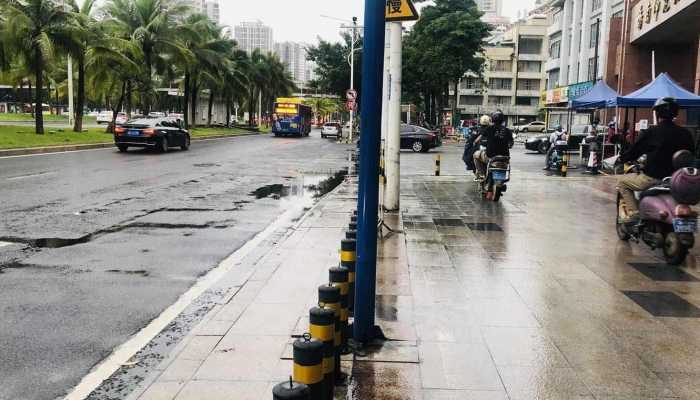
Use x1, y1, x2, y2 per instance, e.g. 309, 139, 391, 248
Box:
672, 150, 694, 170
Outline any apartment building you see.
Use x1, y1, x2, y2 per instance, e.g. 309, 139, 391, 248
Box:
544, 0, 625, 90
234, 21, 274, 55
452, 15, 550, 126
185, 0, 220, 23
274, 42, 316, 86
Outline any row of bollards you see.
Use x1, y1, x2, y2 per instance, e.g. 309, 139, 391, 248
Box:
273, 209, 359, 400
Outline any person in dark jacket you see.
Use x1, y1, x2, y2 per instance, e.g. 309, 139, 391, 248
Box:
473, 110, 513, 179
617, 97, 695, 222
463, 115, 491, 176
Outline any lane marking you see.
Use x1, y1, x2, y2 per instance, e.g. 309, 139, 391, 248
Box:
0, 241, 14, 248
62, 184, 325, 400
7, 171, 56, 181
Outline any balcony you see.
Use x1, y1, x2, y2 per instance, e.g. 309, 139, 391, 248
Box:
547, 19, 563, 36
517, 71, 544, 80
457, 104, 539, 116
486, 88, 514, 96
516, 53, 546, 62
515, 89, 542, 97
544, 58, 560, 72
487, 70, 514, 79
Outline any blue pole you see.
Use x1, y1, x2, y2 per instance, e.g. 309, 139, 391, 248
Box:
354, 0, 385, 343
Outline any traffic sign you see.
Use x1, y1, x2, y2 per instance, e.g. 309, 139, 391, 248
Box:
385, 0, 419, 22
346, 89, 358, 101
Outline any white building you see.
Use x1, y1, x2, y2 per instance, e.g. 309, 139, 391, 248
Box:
185, 0, 219, 23
274, 42, 316, 86
544, 0, 625, 89
475, 0, 503, 16
234, 21, 274, 55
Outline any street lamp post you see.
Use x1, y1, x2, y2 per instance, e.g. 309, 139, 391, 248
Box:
349, 17, 358, 142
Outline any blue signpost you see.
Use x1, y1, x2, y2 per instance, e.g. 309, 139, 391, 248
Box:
353, 0, 385, 343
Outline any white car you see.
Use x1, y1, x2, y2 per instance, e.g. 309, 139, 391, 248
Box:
516, 121, 546, 133
321, 122, 342, 138
97, 111, 127, 125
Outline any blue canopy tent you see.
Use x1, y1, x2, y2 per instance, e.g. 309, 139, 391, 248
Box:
609, 72, 700, 108
570, 80, 618, 110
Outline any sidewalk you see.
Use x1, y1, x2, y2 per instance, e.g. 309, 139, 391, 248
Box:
123, 143, 700, 400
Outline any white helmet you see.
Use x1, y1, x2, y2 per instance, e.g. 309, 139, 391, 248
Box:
479, 115, 491, 126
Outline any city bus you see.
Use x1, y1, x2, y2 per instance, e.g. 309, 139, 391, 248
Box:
272, 98, 313, 137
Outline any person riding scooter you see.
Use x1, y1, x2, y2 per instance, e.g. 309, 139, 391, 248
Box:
617, 97, 695, 222
473, 110, 513, 180
463, 115, 491, 178
543, 125, 568, 171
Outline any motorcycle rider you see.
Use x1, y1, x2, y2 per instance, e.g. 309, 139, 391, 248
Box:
473, 110, 513, 179
617, 97, 695, 222
463, 115, 491, 178
543, 125, 568, 171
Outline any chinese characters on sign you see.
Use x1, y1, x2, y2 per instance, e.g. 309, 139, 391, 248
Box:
385, 0, 419, 22
637, 0, 681, 29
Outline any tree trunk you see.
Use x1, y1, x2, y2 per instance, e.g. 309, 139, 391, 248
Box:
191, 78, 199, 128
183, 71, 190, 129
226, 97, 231, 128
126, 80, 132, 118
34, 49, 44, 134
207, 89, 214, 127
453, 80, 459, 129
74, 54, 86, 132
248, 87, 255, 126
109, 81, 127, 133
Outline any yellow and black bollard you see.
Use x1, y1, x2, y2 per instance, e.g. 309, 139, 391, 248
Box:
348, 221, 357, 232
329, 266, 350, 348
435, 154, 441, 176
350, 215, 357, 224
293, 334, 324, 400
309, 307, 335, 400
318, 285, 342, 381
345, 229, 356, 240
273, 377, 311, 400
562, 151, 569, 177
340, 239, 357, 313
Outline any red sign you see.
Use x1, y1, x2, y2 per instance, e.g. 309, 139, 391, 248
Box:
345, 100, 356, 111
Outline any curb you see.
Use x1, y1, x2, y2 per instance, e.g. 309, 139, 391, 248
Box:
0, 132, 264, 157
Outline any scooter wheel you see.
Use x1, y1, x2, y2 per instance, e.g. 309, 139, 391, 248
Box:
663, 233, 689, 265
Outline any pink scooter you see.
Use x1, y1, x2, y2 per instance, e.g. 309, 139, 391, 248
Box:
617, 150, 700, 265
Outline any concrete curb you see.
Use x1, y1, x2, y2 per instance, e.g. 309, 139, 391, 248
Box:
0, 132, 265, 158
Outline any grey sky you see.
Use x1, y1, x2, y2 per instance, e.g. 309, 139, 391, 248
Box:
220, 0, 537, 44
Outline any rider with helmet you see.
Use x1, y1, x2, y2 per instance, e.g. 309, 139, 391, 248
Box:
618, 97, 695, 222
543, 125, 568, 171
462, 115, 491, 177
473, 110, 514, 179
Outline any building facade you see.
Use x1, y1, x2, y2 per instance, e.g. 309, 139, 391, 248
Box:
475, 0, 503, 16
452, 15, 550, 126
274, 42, 316, 87
234, 21, 274, 55
185, 0, 219, 22
544, 0, 625, 90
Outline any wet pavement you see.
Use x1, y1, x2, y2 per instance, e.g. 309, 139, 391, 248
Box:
352, 142, 700, 399
0, 131, 351, 400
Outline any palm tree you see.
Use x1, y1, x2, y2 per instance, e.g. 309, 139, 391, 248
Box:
103, 0, 190, 114
0, 0, 80, 134
67, 0, 97, 132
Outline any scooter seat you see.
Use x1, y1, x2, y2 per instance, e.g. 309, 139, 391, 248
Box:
639, 186, 671, 200
491, 156, 510, 162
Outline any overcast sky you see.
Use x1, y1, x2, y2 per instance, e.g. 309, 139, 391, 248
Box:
219, 0, 538, 44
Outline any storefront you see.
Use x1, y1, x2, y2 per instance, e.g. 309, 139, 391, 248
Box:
542, 81, 596, 129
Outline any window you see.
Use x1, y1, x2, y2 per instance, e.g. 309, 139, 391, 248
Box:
552, 10, 562, 24
612, 10, 623, 18
547, 70, 560, 89
518, 61, 542, 73
590, 21, 600, 49
460, 78, 481, 89
488, 96, 511, 105
568, 34, 572, 56
592, 0, 602, 11
516, 96, 539, 106
459, 96, 483, 105
517, 79, 540, 91
518, 37, 543, 55
587, 57, 598, 81
489, 60, 512, 72
489, 78, 512, 90
549, 32, 562, 58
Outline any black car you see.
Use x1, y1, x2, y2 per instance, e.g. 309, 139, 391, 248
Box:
114, 118, 190, 153
400, 124, 442, 152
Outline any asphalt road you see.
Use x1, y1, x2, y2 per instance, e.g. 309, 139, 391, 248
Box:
0, 130, 352, 400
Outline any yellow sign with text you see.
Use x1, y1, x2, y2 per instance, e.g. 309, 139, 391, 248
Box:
386, 0, 419, 22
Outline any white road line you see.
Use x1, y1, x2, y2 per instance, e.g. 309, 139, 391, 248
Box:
62, 189, 322, 400
0, 241, 14, 248
0, 147, 113, 160
7, 171, 56, 181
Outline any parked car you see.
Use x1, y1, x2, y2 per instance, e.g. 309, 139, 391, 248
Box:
148, 111, 166, 118
114, 117, 190, 153
515, 121, 546, 133
400, 124, 442, 152
97, 111, 127, 125
321, 122, 342, 138
524, 125, 592, 154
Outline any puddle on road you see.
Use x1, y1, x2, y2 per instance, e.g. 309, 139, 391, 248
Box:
249, 170, 348, 203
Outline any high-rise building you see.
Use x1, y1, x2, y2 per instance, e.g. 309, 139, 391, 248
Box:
234, 21, 274, 55
185, 0, 219, 23
274, 42, 316, 86
475, 0, 503, 16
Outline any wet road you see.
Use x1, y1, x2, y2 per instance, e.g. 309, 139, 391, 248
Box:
0, 131, 351, 400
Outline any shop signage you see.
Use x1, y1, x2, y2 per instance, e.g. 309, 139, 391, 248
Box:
631, 0, 696, 42
568, 81, 594, 100
544, 81, 594, 106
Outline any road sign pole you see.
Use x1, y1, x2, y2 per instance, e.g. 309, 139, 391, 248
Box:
381, 23, 391, 145
348, 17, 357, 144
385, 21, 402, 211
354, 0, 385, 344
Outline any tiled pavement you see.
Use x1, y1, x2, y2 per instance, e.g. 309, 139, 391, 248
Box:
129, 143, 700, 400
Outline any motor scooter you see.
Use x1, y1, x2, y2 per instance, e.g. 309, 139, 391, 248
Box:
480, 155, 511, 202
548, 139, 569, 177
617, 151, 700, 265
